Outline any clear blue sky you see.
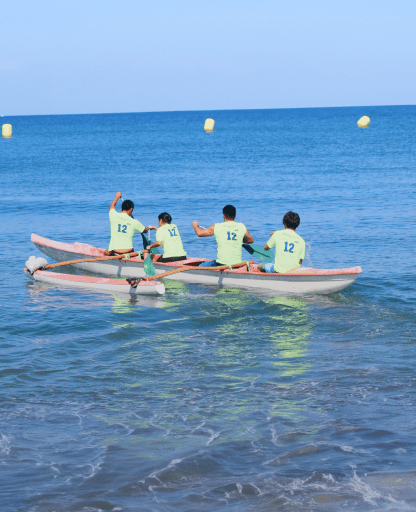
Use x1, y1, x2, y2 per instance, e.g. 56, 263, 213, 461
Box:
1, 0, 415, 115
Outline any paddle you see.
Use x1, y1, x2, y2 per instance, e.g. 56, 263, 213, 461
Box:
242, 243, 274, 263
138, 231, 159, 276
143, 252, 156, 276
198, 225, 274, 263
40, 252, 142, 270
146, 260, 254, 281
141, 232, 160, 255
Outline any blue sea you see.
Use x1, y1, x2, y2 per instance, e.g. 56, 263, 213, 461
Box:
1, 106, 416, 511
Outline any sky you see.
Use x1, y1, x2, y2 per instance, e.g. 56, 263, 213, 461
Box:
0, 0, 415, 115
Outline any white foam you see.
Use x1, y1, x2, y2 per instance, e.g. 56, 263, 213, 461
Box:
0, 434, 11, 455
340, 445, 355, 452
322, 473, 336, 483
207, 430, 221, 446
351, 471, 398, 505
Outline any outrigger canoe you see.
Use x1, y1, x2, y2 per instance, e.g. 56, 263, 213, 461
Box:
24, 268, 165, 295
31, 234, 362, 295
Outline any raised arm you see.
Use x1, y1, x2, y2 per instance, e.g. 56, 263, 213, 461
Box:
110, 191, 122, 210
243, 229, 254, 244
192, 221, 215, 237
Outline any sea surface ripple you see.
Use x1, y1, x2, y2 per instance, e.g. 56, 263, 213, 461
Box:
1, 106, 416, 511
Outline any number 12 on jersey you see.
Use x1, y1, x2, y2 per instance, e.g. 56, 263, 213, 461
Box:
227, 232, 237, 241
284, 242, 294, 253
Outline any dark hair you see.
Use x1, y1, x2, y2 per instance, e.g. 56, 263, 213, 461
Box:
283, 211, 300, 229
223, 204, 236, 219
158, 212, 172, 224
121, 199, 134, 211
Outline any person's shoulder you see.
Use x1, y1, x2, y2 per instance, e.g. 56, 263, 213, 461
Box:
272, 229, 286, 237
288, 230, 305, 246
132, 217, 144, 227
292, 230, 305, 242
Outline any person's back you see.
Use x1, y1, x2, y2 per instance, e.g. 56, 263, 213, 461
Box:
258, 211, 305, 274
192, 205, 254, 267
267, 228, 305, 273
157, 223, 186, 260
214, 220, 247, 266
106, 192, 148, 255
145, 212, 187, 262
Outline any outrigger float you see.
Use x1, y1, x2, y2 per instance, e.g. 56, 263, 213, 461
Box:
24, 268, 165, 295
30, 234, 362, 295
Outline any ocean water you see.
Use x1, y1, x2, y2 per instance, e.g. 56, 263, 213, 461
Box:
1, 106, 416, 511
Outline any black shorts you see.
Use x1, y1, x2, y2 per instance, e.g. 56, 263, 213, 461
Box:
158, 255, 188, 263
109, 249, 134, 256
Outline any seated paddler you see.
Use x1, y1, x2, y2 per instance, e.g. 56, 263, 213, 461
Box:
192, 204, 254, 267
104, 191, 150, 256
144, 212, 187, 263
257, 211, 305, 273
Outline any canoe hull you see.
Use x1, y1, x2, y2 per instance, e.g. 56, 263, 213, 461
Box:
24, 269, 165, 295
31, 234, 362, 295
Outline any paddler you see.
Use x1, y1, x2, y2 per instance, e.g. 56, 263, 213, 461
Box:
192, 205, 254, 267
104, 191, 150, 256
144, 212, 188, 263
257, 211, 305, 273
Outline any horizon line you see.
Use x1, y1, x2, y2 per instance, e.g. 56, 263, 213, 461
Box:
2, 103, 415, 118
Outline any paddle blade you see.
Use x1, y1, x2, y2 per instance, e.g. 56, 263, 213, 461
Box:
144, 255, 156, 276
243, 244, 274, 263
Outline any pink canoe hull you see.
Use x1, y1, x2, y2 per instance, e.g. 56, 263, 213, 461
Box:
31, 234, 362, 295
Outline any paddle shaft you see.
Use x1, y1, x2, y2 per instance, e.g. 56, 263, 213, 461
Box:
43, 252, 141, 270
146, 260, 254, 281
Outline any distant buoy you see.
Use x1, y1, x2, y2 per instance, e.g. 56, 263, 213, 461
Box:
204, 118, 215, 132
357, 116, 370, 128
2, 124, 12, 138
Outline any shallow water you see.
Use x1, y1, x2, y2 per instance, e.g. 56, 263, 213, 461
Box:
1, 106, 416, 511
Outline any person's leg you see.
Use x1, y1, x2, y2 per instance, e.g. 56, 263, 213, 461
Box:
158, 255, 187, 263
105, 249, 134, 256
258, 263, 275, 273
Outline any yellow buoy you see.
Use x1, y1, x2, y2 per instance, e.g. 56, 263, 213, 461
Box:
2, 124, 12, 138
204, 118, 215, 132
357, 116, 370, 128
